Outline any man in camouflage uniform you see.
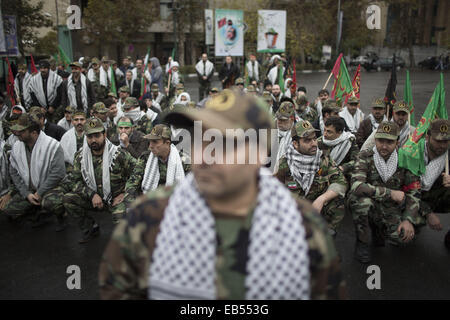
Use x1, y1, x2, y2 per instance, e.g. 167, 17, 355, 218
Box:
92, 102, 111, 130
274, 119, 348, 236
121, 97, 154, 135
60, 111, 87, 173
417, 119, 450, 243
295, 95, 318, 123
273, 101, 296, 172
356, 98, 387, 148
168, 83, 185, 109
234, 77, 245, 92
108, 116, 149, 159
99, 89, 346, 300
124, 124, 190, 206
149, 83, 168, 112
63, 117, 136, 243
312, 99, 340, 137
349, 121, 422, 263
87, 57, 109, 102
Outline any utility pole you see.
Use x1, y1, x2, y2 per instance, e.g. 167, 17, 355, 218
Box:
171, 0, 183, 61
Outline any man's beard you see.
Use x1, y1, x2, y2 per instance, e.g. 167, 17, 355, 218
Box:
89, 140, 105, 152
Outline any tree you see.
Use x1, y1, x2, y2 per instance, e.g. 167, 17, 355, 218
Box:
35, 31, 58, 56
1, 0, 53, 55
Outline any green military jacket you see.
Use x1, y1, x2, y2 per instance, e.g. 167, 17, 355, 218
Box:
296, 107, 319, 124
71, 147, 136, 201
317, 135, 359, 174
90, 72, 109, 101
275, 154, 348, 202
124, 149, 191, 206
350, 149, 421, 226
134, 114, 154, 136
99, 186, 347, 300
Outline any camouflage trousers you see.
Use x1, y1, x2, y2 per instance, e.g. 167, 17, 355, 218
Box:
3, 191, 61, 219
63, 192, 126, 233
198, 80, 211, 101
349, 195, 409, 245
41, 184, 70, 221
321, 196, 346, 233
420, 184, 450, 216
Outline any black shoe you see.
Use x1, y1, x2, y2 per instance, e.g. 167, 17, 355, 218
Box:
354, 240, 371, 264
78, 224, 100, 244
444, 230, 450, 250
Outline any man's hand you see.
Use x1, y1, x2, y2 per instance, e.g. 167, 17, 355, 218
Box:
112, 193, 125, 207
202, 76, 207, 80
27, 193, 40, 206
48, 106, 55, 114
92, 194, 104, 209
442, 173, 450, 188
426, 213, 442, 231
0, 193, 11, 210
164, 87, 169, 95
397, 220, 415, 242
312, 196, 325, 213
390, 190, 405, 204
120, 133, 129, 148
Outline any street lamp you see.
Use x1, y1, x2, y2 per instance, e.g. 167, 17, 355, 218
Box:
171, 0, 183, 61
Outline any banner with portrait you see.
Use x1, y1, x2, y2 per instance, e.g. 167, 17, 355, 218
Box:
257, 10, 286, 53
215, 9, 244, 56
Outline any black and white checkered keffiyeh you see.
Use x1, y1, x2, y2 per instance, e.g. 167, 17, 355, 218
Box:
148, 169, 310, 300
373, 146, 398, 183
421, 141, 447, 191
286, 144, 322, 196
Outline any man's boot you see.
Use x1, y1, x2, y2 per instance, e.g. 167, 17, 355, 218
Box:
370, 222, 385, 247
354, 240, 371, 264
444, 229, 450, 250
78, 223, 100, 244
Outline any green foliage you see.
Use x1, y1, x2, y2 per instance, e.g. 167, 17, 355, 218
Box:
35, 31, 58, 56
1, 0, 53, 54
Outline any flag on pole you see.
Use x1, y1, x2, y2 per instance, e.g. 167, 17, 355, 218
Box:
404, 70, 415, 126
140, 46, 151, 99
57, 45, 71, 70
278, 61, 285, 93
384, 54, 397, 117
5, 57, 16, 106
29, 53, 38, 74
345, 64, 361, 104
398, 73, 446, 176
244, 60, 249, 87
109, 66, 117, 96
331, 53, 353, 107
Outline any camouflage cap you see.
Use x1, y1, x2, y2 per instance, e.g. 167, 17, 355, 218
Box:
291, 119, 319, 139
119, 86, 130, 93
143, 124, 172, 140
91, 57, 100, 65
371, 97, 386, 109
108, 91, 118, 98
84, 117, 106, 135
92, 102, 109, 113
29, 106, 44, 116
296, 95, 308, 107
429, 119, 450, 141
73, 110, 86, 118
69, 61, 82, 69
101, 56, 110, 63
151, 83, 160, 92
347, 95, 360, 104
210, 87, 219, 93
374, 121, 399, 140
65, 105, 75, 113
176, 83, 185, 90
276, 101, 295, 120
10, 114, 38, 131
165, 89, 274, 135
323, 99, 338, 109
393, 100, 409, 114
123, 97, 139, 110
235, 77, 244, 85
246, 85, 256, 92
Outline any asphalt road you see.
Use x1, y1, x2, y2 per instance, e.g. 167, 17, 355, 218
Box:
0, 69, 449, 300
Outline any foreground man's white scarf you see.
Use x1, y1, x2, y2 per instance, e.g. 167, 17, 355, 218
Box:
148, 169, 310, 300
14, 72, 32, 107
421, 142, 448, 192
339, 107, 364, 132
373, 146, 398, 183
141, 144, 185, 192
368, 114, 387, 131
80, 138, 119, 204
67, 73, 89, 112
322, 131, 355, 165
60, 128, 83, 165
286, 145, 322, 196
10, 132, 60, 190
28, 70, 63, 106
124, 108, 145, 122
246, 60, 260, 81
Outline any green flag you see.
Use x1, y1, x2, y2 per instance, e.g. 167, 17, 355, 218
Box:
331, 54, 353, 107
278, 61, 285, 93
57, 45, 71, 70
398, 73, 447, 176
404, 70, 415, 126
140, 46, 151, 98
109, 65, 117, 96
171, 47, 176, 61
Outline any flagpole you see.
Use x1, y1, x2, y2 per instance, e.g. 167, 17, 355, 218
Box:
408, 113, 411, 138
323, 71, 333, 90
446, 153, 449, 175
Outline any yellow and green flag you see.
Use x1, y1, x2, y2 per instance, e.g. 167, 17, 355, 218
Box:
331, 53, 353, 107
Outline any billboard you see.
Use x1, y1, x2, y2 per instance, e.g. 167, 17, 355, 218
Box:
0, 15, 19, 56
205, 9, 214, 45
257, 10, 286, 53
215, 9, 244, 56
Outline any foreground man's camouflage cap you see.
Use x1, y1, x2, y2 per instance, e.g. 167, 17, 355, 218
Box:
123, 97, 139, 110
374, 121, 399, 140
429, 119, 450, 141
393, 100, 409, 114
84, 117, 106, 135
165, 89, 274, 135
119, 86, 130, 93
143, 124, 172, 140
291, 119, 319, 138
276, 101, 295, 120
371, 98, 386, 109
151, 83, 160, 92
10, 114, 38, 131
92, 102, 108, 113
347, 96, 360, 104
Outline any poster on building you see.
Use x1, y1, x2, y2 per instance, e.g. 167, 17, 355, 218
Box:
0, 15, 19, 56
205, 9, 214, 45
215, 9, 244, 56
0, 9, 6, 53
257, 10, 286, 53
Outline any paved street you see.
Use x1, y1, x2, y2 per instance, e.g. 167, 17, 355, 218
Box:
0, 69, 449, 300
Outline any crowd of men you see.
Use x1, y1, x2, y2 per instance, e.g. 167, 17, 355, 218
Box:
1, 51, 449, 300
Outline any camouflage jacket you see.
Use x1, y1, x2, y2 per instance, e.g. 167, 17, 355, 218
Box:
71, 147, 136, 201
90, 73, 109, 101
317, 135, 359, 174
65, 133, 85, 174
99, 186, 347, 300
135, 114, 154, 136
274, 154, 348, 202
350, 149, 421, 225
296, 107, 318, 124
124, 150, 191, 206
